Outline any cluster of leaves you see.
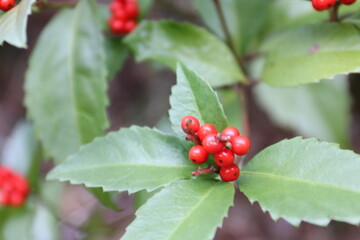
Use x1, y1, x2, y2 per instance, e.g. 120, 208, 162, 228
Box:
2, 0, 360, 239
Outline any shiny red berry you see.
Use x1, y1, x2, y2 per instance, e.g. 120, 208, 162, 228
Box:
340, 0, 356, 4
214, 148, 234, 167
9, 192, 24, 207
124, 0, 139, 18
220, 164, 240, 182
0, 191, 11, 206
311, 0, 336, 11
188, 145, 208, 164
108, 17, 126, 34
181, 116, 200, 134
231, 136, 251, 155
0, 0, 15, 11
109, 1, 123, 14
124, 20, 137, 33
113, 8, 128, 20
202, 134, 223, 154
198, 123, 217, 141
221, 126, 240, 140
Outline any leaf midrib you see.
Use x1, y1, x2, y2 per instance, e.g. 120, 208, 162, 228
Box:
68, 2, 86, 145
51, 163, 194, 176
165, 182, 220, 240
242, 170, 360, 196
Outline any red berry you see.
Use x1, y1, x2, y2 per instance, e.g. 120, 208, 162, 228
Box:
221, 126, 240, 140
113, 8, 128, 20
188, 145, 208, 164
181, 116, 200, 134
340, 0, 356, 4
9, 192, 24, 207
214, 148, 234, 167
0, 191, 11, 206
0, 0, 15, 11
109, 1, 123, 14
311, 0, 336, 11
220, 164, 240, 182
124, 20, 137, 34
231, 136, 251, 155
202, 134, 223, 154
124, 0, 139, 18
198, 123, 217, 141
108, 17, 126, 34
13, 177, 29, 195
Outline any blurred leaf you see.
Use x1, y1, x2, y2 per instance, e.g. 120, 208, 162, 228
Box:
138, 0, 153, 18
25, 0, 109, 162
1, 121, 37, 175
155, 114, 175, 135
122, 179, 234, 240
124, 20, 245, 87
239, 137, 360, 226
0, 0, 35, 48
2, 206, 34, 240
2, 201, 59, 240
254, 79, 350, 147
261, 22, 360, 86
40, 181, 64, 211
169, 64, 228, 137
88, 188, 119, 211
193, 0, 270, 54
47, 126, 194, 194
218, 88, 243, 134
31, 203, 59, 240
133, 189, 159, 209
25, 0, 115, 209
266, 0, 360, 32
104, 37, 128, 81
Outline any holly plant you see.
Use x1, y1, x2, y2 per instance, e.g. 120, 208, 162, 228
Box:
1, 0, 360, 239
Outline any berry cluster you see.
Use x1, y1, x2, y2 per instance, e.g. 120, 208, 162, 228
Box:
0, 166, 29, 207
312, 0, 356, 11
0, 0, 15, 11
108, 0, 138, 35
181, 116, 250, 182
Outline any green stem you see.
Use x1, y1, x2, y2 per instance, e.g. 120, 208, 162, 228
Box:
213, 0, 251, 138
213, 0, 248, 79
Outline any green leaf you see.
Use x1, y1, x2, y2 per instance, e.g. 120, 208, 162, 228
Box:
104, 37, 128, 81
239, 137, 360, 226
47, 126, 194, 194
261, 22, 360, 86
24, 0, 109, 162
122, 179, 234, 240
138, 0, 153, 18
193, 0, 270, 55
124, 20, 245, 87
254, 79, 350, 148
133, 189, 159, 209
1, 121, 37, 175
30, 203, 59, 240
169, 64, 228, 137
266, 0, 360, 32
88, 187, 119, 211
2, 201, 59, 240
218, 88, 243, 134
0, 0, 35, 48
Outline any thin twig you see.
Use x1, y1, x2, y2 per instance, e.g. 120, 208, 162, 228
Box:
329, 2, 341, 22
213, 0, 248, 80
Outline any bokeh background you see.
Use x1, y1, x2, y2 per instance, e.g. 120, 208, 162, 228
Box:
1, 0, 360, 239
